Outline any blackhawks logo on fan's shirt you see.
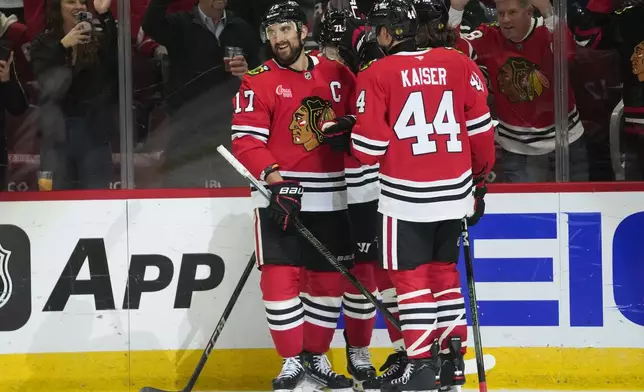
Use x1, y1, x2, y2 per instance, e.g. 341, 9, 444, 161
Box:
497, 57, 550, 103
289, 96, 336, 152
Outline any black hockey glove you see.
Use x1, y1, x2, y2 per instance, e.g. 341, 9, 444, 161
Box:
321, 115, 356, 153
338, 17, 384, 74
467, 185, 487, 226
267, 180, 304, 231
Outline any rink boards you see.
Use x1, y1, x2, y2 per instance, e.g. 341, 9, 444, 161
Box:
0, 189, 642, 391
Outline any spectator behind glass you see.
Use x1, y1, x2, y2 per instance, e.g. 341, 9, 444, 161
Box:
142, 0, 259, 188
30, 0, 118, 190
0, 0, 24, 23
0, 49, 29, 190
450, 0, 588, 183
0, 10, 31, 84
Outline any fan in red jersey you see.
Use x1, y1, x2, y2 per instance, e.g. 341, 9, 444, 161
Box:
449, 0, 588, 182
230, 2, 359, 392
349, 0, 495, 391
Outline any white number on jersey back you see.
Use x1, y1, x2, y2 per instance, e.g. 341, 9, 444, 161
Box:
393, 91, 462, 156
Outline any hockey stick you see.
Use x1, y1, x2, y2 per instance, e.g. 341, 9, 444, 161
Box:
216, 145, 401, 331
461, 220, 488, 392
139, 252, 257, 392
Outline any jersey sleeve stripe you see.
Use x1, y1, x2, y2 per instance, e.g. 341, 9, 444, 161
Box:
280, 170, 347, 193
466, 113, 493, 136
351, 134, 389, 156
231, 125, 270, 142
352, 133, 390, 147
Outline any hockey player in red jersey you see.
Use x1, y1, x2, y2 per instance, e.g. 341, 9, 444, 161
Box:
230, 2, 358, 391
449, 0, 587, 182
315, 7, 411, 391
349, 0, 496, 390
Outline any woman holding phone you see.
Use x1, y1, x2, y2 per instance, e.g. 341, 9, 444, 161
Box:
30, 0, 117, 190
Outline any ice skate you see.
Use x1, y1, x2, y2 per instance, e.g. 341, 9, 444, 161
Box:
303, 352, 354, 392
343, 329, 377, 390
380, 358, 440, 392
346, 345, 377, 390
362, 350, 408, 392
273, 355, 307, 392
439, 338, 465, 392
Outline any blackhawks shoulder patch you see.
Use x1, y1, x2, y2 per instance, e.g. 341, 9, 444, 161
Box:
247, 64, 271, 76
359, 59, 378, 72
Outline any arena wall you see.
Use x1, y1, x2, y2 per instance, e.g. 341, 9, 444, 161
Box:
0, 187, 642, 391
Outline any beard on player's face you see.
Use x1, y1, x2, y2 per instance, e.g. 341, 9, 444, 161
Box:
271, 38, 304, 67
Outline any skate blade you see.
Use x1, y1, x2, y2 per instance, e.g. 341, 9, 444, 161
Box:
439, 386, 462, 392
301, 376, 353, 392
274, 378, 311, 392
352, 379, 364, 392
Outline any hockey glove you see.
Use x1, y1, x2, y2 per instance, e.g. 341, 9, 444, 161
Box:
338, 17, 384, 74
321, 115, 356, 153
267, 180, 304, 231
467, 185, 487, 226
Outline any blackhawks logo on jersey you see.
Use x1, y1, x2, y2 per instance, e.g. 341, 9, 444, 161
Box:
497, 57, 550, 103
289, 96, 336, 152
632, 40, 644, 81
247, 64, 270, 76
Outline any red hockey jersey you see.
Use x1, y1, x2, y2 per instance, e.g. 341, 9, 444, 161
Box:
231, 56, 356, 212
350, 48, 496, 223
456, 18, 584, 155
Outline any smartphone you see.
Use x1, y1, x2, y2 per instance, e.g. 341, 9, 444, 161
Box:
0, 40, 11, 62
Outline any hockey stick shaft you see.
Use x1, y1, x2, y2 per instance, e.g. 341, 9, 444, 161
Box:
139, 253, 257, 392
217, 145, 401, 331
182, 252, 256, 391
461, 220, 488, 392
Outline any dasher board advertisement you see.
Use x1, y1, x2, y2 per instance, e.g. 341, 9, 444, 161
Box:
0, 191, 642, 391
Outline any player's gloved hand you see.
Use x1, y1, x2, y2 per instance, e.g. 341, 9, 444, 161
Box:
467, 185, 487, 226
321, 115, 356, 152
338, 18, 384, 74
267, 180, 304, 231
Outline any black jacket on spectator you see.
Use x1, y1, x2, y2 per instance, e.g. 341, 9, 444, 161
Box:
30, 11, 119, 142
142, 2, 261, 188
0, 62, 28, 190
29, 12, 118, 190
142, 2, 260, 112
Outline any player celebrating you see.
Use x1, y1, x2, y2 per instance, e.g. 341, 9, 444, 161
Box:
349, 0, 495, 390
315, 7, 414, 391
230, 2, 358, 392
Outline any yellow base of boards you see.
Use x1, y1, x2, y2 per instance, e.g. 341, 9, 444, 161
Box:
0, 347, 642, 391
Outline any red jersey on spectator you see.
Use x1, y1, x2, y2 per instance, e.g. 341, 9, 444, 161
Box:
456, 18, 584, 155
231, 55, 356, 212
0, 13, 32, 83
350, 48, 495, 223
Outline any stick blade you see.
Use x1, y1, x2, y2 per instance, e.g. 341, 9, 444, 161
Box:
138, 387, 178, 392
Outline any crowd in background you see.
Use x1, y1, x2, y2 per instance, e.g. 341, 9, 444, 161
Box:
0, 0, 641, 191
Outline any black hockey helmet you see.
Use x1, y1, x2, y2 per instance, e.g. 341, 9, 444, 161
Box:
260, 1, 308, 43
367, 0, 419, 40
413, 0, 448, 26
318, 8, 354, 46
